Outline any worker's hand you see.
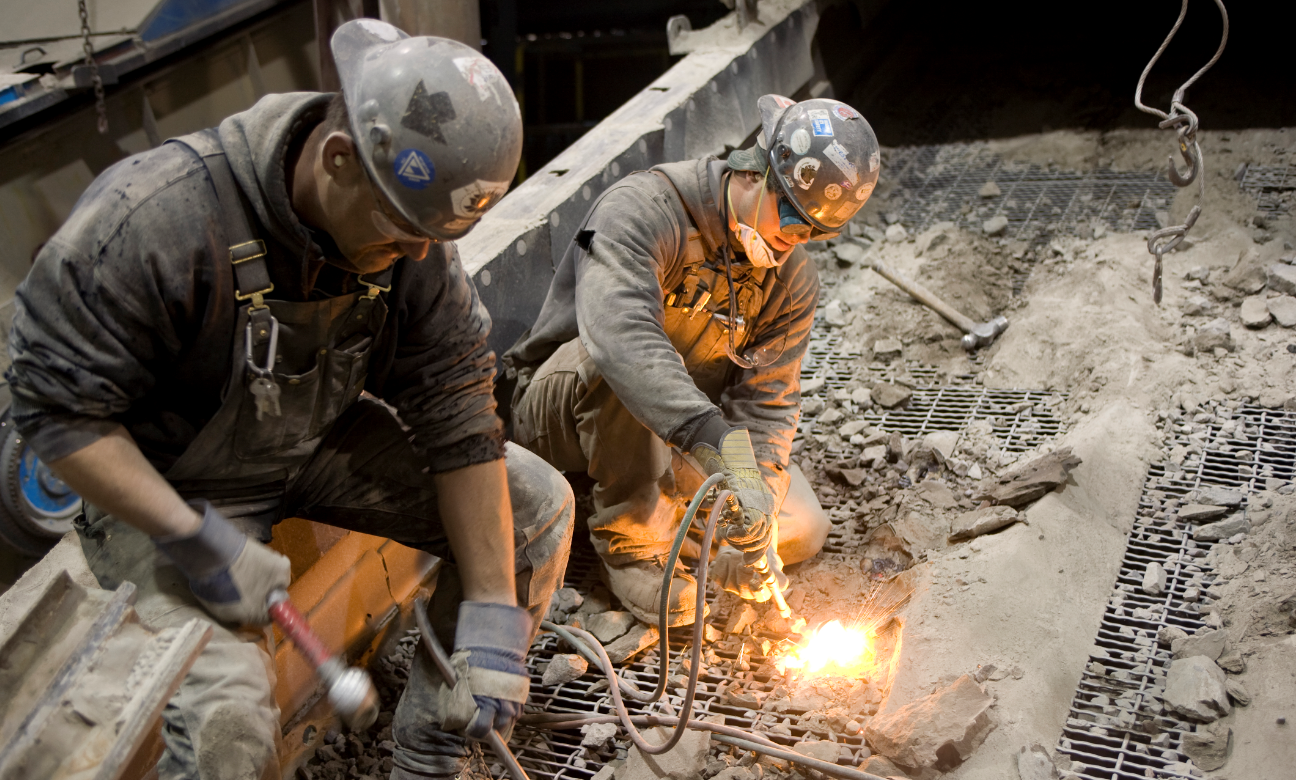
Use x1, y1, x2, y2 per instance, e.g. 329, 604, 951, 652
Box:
712, 545, 788, 602
440, 601, 533, 741
153, 500, 291, 626
691, 427, 776, 565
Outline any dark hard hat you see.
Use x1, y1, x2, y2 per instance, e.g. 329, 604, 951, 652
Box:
331, 20, 522, 240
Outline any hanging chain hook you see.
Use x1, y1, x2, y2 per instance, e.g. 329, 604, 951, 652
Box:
77, 0, 109, 135
1132, 0, 1228, 304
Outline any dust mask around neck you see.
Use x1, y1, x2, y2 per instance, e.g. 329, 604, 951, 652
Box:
728, 172, 793, 268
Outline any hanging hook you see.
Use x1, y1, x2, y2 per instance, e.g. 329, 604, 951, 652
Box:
1167, 137, 1202, 187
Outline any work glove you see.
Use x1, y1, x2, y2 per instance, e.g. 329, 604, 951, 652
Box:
438, 601, 533, 741
691, 427, 776, 566
712, 545, 789, 602
153, 500, 291, 626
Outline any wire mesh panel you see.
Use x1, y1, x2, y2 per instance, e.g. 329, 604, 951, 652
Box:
1239, 164, 1296, 219
1056, 405, 1293, 779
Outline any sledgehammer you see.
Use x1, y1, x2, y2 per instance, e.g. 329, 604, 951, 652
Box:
868, 258, 1009, 351
267, 589, 380, 730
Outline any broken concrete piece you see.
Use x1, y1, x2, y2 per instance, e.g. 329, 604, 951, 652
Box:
792, 740, 841, 764
581, 722, 618, 749
1225, 678, 1251, 706
1177, 503, 1228, 523
1182, 725, 1231, 771
1141, 562, 1167, 596
873, 338, 903, 358
1195, 488, 1243, 508
725, 603, 759, 635
1164, 656, 1231, 722
923, 430, 960, 461
1157, 625, 1189, 647
1193, 318, 1234, 353
886, 224, 908, 243
874, 383, 913, 409
864, 674, 994, 774
618, 725, 710, 780
1171, 629, 1228, 661
824, 300, 848, 326
1216, 650, 1245, 674
587, 611, 638, 643
541, 653, 589, 686
948, 506, 1021, 543
983, 215, 1009, 236
551, 587, 584, 615
973, 447, 1082, 508
978, 180, 1001, 198
1193, 513, 1250, 541
1016, 744, 1059, 780
894, 508, 952, 554
605, 624, 659, 663
1240, 295, 1273, 328
1181, 294, 1214, 316
1268, 263, 1296, 295
840, 420, 868, 437
850, 387, 874, 406
833, 242, 868, 266
1268, 295, 1296, 327
860, 755, 905, 778
827, 466, 868, 487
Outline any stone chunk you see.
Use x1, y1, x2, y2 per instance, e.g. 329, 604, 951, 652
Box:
972, 447, 1082, 508
983, 215, 1009, 236
1193, 513, 1250, 542
605, 624, 659, 663
840, 420, 868, 437
1182, 725, 1231, 771
862, 444, 888, 463
1141, 562, 1167, 596
1194, 487, 1243, 508
1016, 744, 1059, 780
1269, 295, 1296, 327
1193, 318, 1234, 353
864, 674, 994, 774
1181, 295, 1214, 316
1268, 263, 1296, 295
873, 383, 913, 409
1216, 651, 1246, 674
886, 224, 908, 243
619, 725, 710, 780
1240, 296, 1273, 328
833, 242, 868, 266
827, 466, 868, 487
580, 722, 618, 749
1164, 656, 1231, 722
791, 740, 841, 764
978, 180, 1002, 198
725, 603, 759, 635
1225, 678, 1251, 706
1177, 504, 1228, 523
948, 506, 1021, 543
586, 611, 637, 643
1172, 628, 1228, 661
859, 756, 905, 778
1157, 625, 1189, 647
873, 338, 903, 358
542, 653, 589, 686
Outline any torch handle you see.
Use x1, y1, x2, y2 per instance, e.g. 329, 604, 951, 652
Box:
267, 589, 334, 671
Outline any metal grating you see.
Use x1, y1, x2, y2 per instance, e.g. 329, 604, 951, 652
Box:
1238, 164, 1296, 219
1055, 404, 1296, 779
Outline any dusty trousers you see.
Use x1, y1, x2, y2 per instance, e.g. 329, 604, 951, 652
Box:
76, 400, 575, 780
512, 338, 827, 568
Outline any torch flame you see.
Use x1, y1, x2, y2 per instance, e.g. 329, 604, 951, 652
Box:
775, 619, 874, 677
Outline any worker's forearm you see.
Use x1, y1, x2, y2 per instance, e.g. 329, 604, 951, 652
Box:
46, 425, 201, 537
435, 459, 517, 606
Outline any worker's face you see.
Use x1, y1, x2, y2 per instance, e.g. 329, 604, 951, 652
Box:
735, 173, 812, 255
317, 133, 432, 273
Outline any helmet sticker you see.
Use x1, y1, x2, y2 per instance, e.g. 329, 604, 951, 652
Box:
394, 149, 436, 190
454, 56, 509, 106
835, 201, 860, 219
450, 179, 510, 218
356, 18, 402, 41
808, 109, 834, 137
823, 140, 858, 186
400, 80, 457, 144
771, 95, 796, 108
868, 150, 881, 172
855, 181, 876, 200
824, 183, 842, 201
793, 157, 820, 189
790, 128, 811, 155
833, 104, 858, 121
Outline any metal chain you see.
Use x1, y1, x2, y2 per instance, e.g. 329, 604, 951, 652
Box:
1133, 0, 1229, 304
78, 0, 109, 134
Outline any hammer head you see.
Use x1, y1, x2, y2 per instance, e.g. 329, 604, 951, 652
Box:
322, 659, 380, 730
961, 315, 1009, 351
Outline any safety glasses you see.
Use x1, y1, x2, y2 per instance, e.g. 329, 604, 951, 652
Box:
364, 174, 433, 245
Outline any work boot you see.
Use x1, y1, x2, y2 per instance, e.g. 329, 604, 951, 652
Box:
600, 556, 710, 627
389, 743, 492, 780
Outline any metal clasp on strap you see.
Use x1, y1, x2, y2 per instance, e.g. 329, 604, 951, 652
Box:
358, 273, 391, 299
231, 240, 274, 309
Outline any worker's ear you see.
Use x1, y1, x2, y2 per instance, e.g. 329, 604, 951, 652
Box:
320, 132, 360, 184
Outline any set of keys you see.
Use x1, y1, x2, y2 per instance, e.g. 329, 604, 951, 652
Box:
245, 316, 282, 420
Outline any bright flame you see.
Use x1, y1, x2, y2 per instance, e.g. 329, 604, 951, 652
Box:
775, 620, 875, 677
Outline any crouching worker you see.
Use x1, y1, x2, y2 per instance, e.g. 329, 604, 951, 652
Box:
506, 95, 881, 626
6, 20, 574, 780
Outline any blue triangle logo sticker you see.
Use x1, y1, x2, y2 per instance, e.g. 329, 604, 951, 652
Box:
394, 149, 436, 190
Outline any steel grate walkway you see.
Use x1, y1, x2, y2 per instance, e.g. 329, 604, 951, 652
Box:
1056, 404, 1295, 779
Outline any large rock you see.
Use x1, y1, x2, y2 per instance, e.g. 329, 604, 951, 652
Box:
1171, 629, 1228, 661
972, 447, 1082, 508
860, 755, 906, 778
1177, 503, 1228, 522
1194, 488, 1243, 508
542, 653, 589, 686
1164, 656, 1231, 722
983, 215, 1009, 236
617, 724, 710, 780
874, 383, 913, 409
833, 242, 868, 266
1268, 263, 1296, 295
605, 624, 659, 663
1181, 294, 1214, 316
1141, 562, 1167, 596
1193, 513, 1250, 542
791, 740, 842, 764
586, 610, 637, 643
948, 506, 1021, 543
1182, 725, 1231, 771
864, 675, 994, 774
1269, 295, 1296, 327
1240, 296, 1273, 328
886, 224, 909, 243
1193, 319, 1234, 353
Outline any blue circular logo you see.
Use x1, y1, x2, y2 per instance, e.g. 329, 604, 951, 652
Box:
393, 148, 436, 190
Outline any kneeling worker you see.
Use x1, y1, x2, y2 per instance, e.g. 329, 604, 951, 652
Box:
506, 95, 880, 625
7, 20, 574, 780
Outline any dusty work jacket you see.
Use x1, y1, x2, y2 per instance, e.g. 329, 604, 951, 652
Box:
505, 158, 819, 500
6, 93, 504, 478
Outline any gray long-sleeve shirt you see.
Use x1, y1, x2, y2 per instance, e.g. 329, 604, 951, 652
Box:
506, 158, 819, 499
6, 92, 504, 474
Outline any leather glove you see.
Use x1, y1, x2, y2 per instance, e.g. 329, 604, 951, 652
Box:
712, 545, 789, 602
438, 601, 533, 741
153, 500, 291, 626
691, 427, 776, 565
